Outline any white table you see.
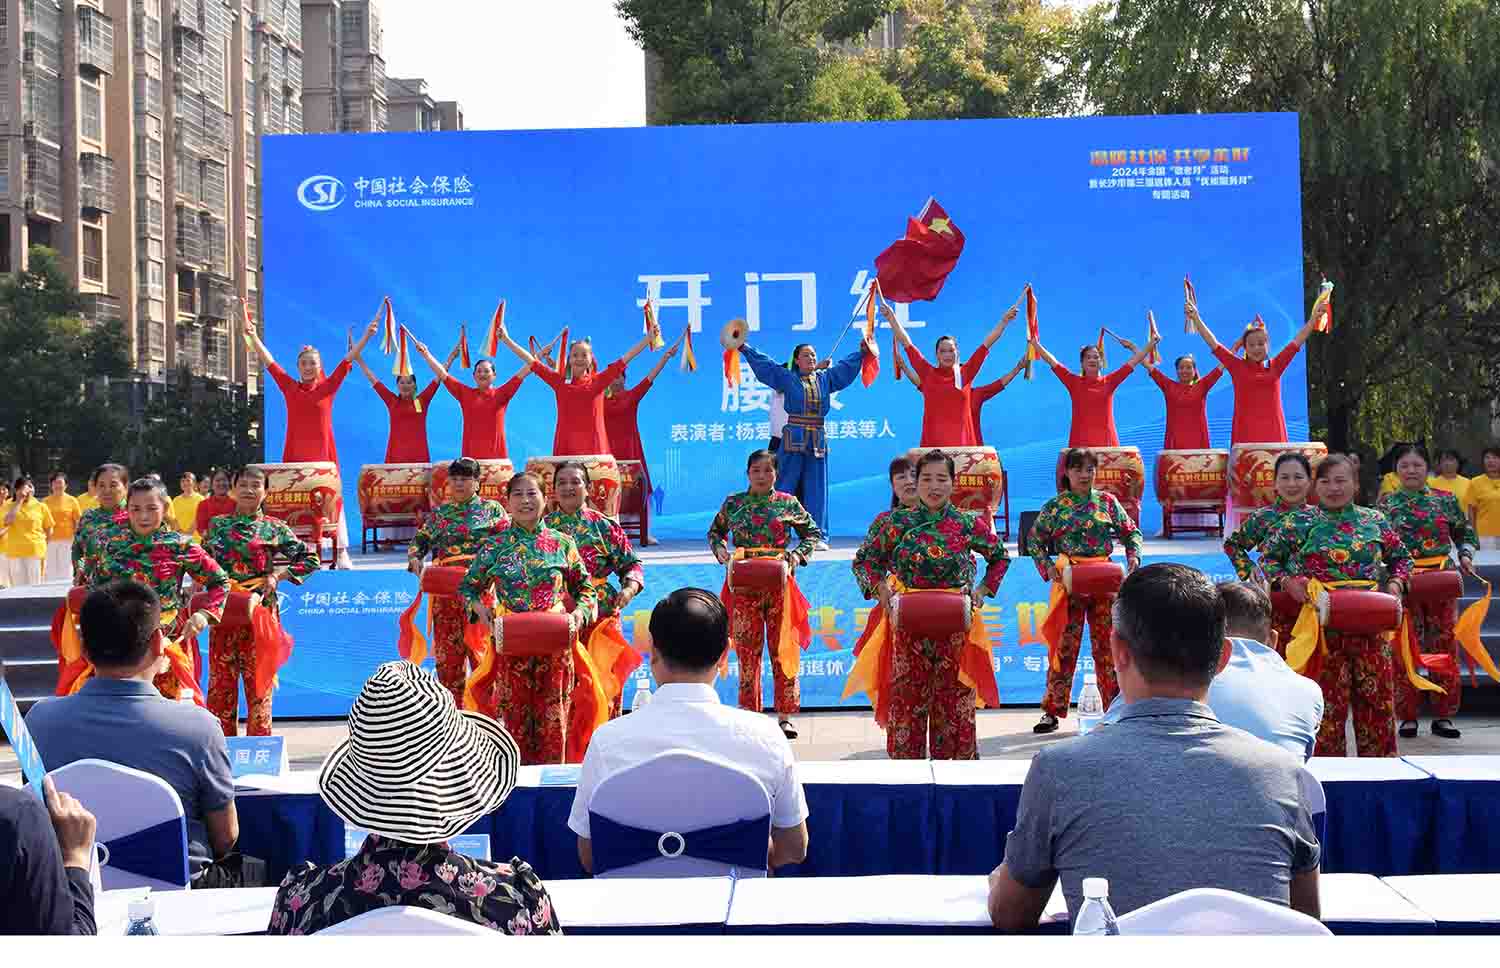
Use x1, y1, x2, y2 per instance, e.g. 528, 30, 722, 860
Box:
930, 760, 1031, 786
1317, 873, 1435, 933
1383, 875, 1500, 933
98, 887, 278, 936
724, 874, 1068, 933
1402, 755, 1500, 781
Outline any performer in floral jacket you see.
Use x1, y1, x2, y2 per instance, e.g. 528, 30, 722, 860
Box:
1223, 452, 1315, 655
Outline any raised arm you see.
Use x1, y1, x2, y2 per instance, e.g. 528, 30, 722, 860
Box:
644, 332, 683, 382
244, 319, 276, 370
1030, 340, 1061, 370
894, 350, 922, 386
980, 304, 1019, 349
1187, 302, 1222, 352
616, 332, 654, 368
344, 318, 379, 364
412, 337, 450, 383
494, 315, 536, 366
1116, 334, 1158, 370
446, 337, 463, 369
879, 300, 915, 352
350, 345, 381, 387
1289, 312, 1318, 349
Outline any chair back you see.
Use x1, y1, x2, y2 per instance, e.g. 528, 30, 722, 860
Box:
315, 905, 496, 936
588, 749, 773, 879
1298, 765, 1328, 848
42, 758, 190, 892
1116, 887, 1331, 935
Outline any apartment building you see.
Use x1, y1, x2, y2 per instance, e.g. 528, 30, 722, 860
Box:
299, 0, 382, 133
385, 75, 461, 133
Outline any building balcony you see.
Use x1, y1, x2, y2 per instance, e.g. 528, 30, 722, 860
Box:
79, 293, 123, 327
78, 7, 116, 76
80, 153, 116, 214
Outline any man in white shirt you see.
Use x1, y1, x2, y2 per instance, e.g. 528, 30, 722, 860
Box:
567, 587, 810, 873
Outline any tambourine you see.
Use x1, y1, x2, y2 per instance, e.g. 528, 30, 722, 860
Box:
1314, 588, 1402, 635
1062, 561, 1125, 599
720, 318, 749, 351
494, 611, 575, 657
729, 556, 786, 593
890, 590, 971, 640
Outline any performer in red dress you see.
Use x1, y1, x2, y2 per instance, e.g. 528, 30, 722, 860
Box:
603, 335, 682, 544
413, 335, 541, 460
1031, 335, 1157, 447
194, 468, 238, 537
494, 318, 658, 455
1187, 301, 1318, 444
881, 301, 1018, 446
1143, 353, 1226, 450
247, 319, 377, 464
352, 337, 457, 463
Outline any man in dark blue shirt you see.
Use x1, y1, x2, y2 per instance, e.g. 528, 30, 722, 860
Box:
0, 776, 98, 934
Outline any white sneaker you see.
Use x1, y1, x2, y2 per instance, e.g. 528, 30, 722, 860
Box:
813, 540, 830, 552
335, 551, 355, 571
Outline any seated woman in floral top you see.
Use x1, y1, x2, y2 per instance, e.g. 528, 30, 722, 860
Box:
268, 662, 559, 935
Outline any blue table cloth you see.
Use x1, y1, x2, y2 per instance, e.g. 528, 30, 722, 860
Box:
929, 761, 1030, 875
1307, 757, 1438, 875
1402, 756, 1500, 875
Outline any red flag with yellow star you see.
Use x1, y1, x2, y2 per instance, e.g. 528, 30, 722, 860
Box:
874, 198, 965, 303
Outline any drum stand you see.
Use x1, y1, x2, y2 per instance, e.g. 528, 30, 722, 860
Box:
1161, 500, 1225, 539
993, 469, 1011, 542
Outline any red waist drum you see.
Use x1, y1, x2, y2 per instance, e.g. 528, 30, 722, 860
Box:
891, 591, 971, 640
1270, 589, 1303, 621
497, 612, 574, 657
67, 586, 89, 614
1063, 561, 1124, 599
1315, 588, 1402, 635
192, 590, 260, 628
420, 564, 470, 597
729, 557, 786, 593
1408, 569, 1462, 607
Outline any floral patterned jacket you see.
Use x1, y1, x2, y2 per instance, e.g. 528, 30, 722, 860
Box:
1223, 497, 1311, 581
266, 834, 561, 936
1377, 487, 1478, 562
459, 522, 598, 624
544, 506, 644, 618
707, 490, 822, 564
1025, 488, 1144, 579
1260, 504, 1414, 585
852, 503, 1009, 598
202, 512, 320, 605
95, 525, 229, 623
70, 505, 130, 587
411, 496, 510, 562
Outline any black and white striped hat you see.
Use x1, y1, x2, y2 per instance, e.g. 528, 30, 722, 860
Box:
318, 661, 520, 843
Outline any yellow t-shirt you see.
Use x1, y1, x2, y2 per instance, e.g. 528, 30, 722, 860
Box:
1428, 474, 1470, 508
1, 498, 55, 559
1378, 472, 1401, 497
76, 493, 100, 514
43, 493, 82, 542
1465, 474, 1500, 537
170, 492, 206, 537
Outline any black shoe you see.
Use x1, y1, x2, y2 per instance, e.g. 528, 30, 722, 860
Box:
1432, 719, 1462, 739
1033, 713, 1059, 734
779, 719, 798, 740
1399, 720, 1419, 738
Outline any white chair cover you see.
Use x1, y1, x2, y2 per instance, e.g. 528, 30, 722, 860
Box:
1299, 764, 1328, 845
1116, 887, 1331, 935
587, 749, 773, 879
43, 758, 191, 891
315, 905, 495, 936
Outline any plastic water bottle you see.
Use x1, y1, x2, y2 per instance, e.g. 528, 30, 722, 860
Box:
126, 896, 159, 936
630, 685, 653, 713
1076, 673, 1104, 736
1073, 877, 1119, 935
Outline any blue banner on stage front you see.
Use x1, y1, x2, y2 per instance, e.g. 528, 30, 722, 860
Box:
261, 114, 1306, 540
226, 735, 288, 779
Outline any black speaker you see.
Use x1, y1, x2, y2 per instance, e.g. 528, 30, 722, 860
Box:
1018, 510, 1040, 556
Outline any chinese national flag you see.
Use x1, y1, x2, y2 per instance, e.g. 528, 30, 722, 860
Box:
1024, 284, 1039, 380
874, 198, 965, 303
860, 281, 880, 387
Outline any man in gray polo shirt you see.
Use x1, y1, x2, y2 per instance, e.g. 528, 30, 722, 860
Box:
988, 564, 1321, 929
27, 581, 238, 869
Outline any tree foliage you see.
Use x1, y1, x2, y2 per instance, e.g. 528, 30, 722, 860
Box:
130, 365, 263, 480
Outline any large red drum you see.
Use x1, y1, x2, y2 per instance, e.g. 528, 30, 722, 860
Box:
1063, 561, 1125, 599
524, 454, 623, 518
495, 612, 575, 657
1408, 569, 1463, 607
252, 462, 343, 533
1270, 589, 1302, 622
619, 459, 648, 513
1315, 588, 1402, 635
428, 459, 515, 510
1058, 447, 1144, 523
729, 557, 786, 593
357, 464, 431, 521
891, 590, 970, 639
904, 446, 1005, 516
1155, 449, 1229, 505
420, 563, 471, 598
1229, 442, 1328, 511
191, 590, 260, 628
67, 586, 88, 614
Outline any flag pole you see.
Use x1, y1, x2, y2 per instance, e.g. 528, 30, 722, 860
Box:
828, 279, 877, 357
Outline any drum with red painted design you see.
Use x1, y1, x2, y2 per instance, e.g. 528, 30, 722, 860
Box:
890, 590, 971, 639
1057, 447, 1144, 523
523, 454, 622, 518
428, 459, 515, 510
904, 446, 1005, 516
252, 462, 343, 533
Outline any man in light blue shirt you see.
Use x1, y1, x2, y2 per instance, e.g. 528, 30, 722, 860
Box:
1101, 581, 1323, 759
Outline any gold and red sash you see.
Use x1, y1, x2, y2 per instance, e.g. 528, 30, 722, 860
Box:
579, 577, 643, 708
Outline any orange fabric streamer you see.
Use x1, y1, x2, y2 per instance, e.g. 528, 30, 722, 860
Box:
680, 325, 698, 373
567, 639, 611, 763
643, 299, 663, 350
396, 588, 429, 666
1039, 555, 1109, 672
587, 615, 642, 704
1455, 576, 1500, 687
459, 323, 472, 369
720, 550, 812, 680
723, 347, 741, 386
860, 281, 880, 387
51, 596, 90, 696
555, 327, 570, 376
1024, 284, 1039, 380
483, 299, 505, 356
379, 296, 396, 354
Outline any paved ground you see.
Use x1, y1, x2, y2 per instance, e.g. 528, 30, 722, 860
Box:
7, 704, 1500, 781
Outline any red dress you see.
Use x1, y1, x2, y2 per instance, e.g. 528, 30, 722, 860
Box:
443, 373, 527, 460
194, 495, 238, 535
967, 376, 1008, 447
267, 360, 351, 462
532, 359, 627, 455
1213, 343, 1301, 444
603, 378, 653, 462
373, 381, 440, 463
905, 345, 987, 447
1148, 367, 1224, 450
1052, 362, 1135, 447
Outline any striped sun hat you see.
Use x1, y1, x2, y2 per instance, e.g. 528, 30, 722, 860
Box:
318, 661, 520, 843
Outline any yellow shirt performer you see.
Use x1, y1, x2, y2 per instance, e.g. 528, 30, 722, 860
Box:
170, 471, 207, 539
2, 475, 55, 586
42, 471, 82, 584
76, 469, 100, 514
1466, 446, 1500, 549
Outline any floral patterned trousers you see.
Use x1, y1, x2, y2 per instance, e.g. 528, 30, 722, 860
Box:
1042, 595, 1119, 719
207, 624, 272, 736
495, 650, 573, 766
887, 630, 977, 760
430, 596, 483, 715
1395, 598, 1462, 721
1315, 631, 1397, 757
731, 589, 800, 715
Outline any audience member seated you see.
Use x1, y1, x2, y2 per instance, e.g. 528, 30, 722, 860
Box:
267, 661, 559, 935
987, 564, 1321, 930
568, 587, 809, 873
0, 776, 98, 934
25, 580, 238, 872
1100, 581, 1324, 759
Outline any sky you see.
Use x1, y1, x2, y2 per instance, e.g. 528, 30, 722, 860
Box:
378, 0, 647, 131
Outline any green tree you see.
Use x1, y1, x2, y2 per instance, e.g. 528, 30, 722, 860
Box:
131, 364, 262, 480
1070, 0, 1500, 452
0, 246, 131, 476
805, 53, 910, 120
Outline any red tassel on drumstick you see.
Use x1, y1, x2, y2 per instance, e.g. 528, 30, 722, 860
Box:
482, 299, 504, 356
